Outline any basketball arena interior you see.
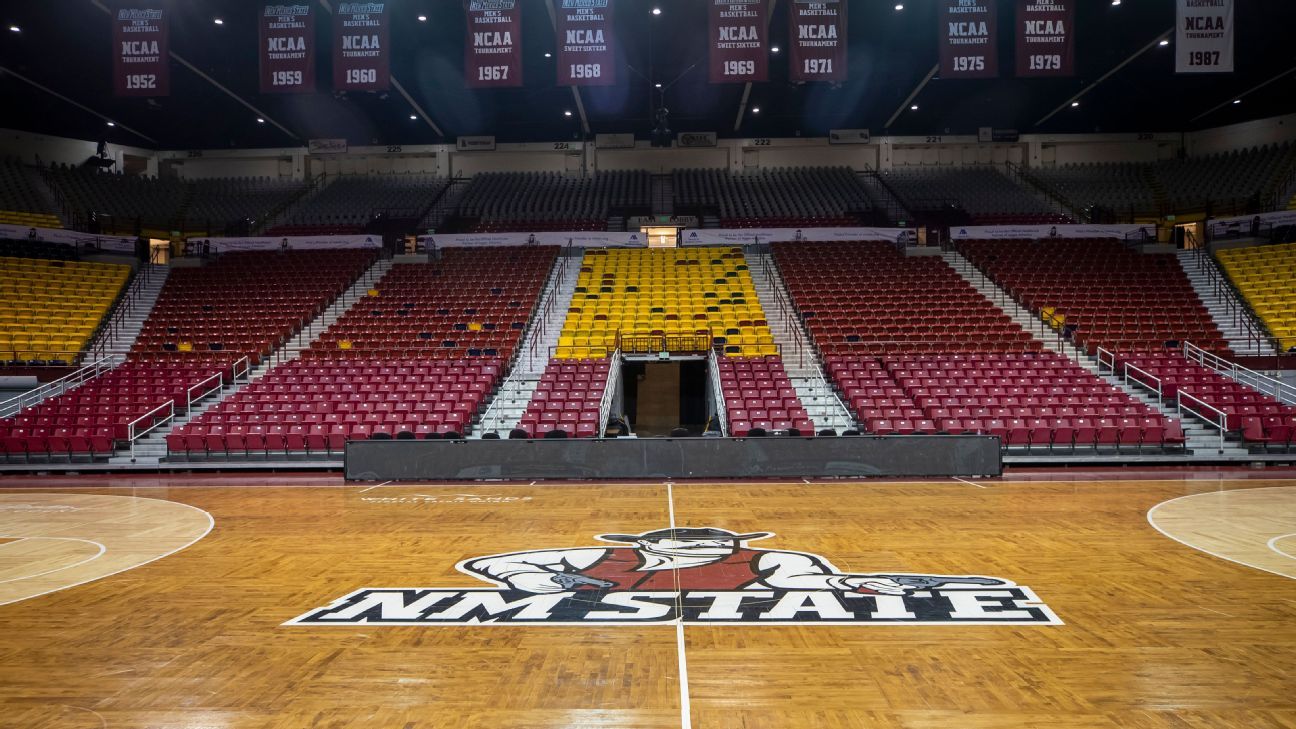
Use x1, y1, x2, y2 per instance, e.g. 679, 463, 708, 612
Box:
1, 1, 1294, 727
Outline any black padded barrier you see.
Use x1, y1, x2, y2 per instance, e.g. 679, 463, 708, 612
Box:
345, 436, 1002, 481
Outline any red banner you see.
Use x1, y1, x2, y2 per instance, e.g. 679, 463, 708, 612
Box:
938, 1, 998, 79
1016, 1, 1074, 77
333, 2, 389, 91
556, 0, 615, 86
112, 5, 169, 97
260, 4, 316, 94
466, 0, 523, 88
708, 0, 768, 84
788, 0, 847, 83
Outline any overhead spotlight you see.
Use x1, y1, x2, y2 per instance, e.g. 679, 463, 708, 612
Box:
770, 46, 780, 54
1159, 39, 1170, 47
651, 7, 661, 15
910, 104, 919, 111
751, 107, 761, 114
1111, 0, 1120, 5
409, 114, 417, 120
256, 118, 265, 124
895, 3, 904, 10
1233, 99, 1242, 105
106, 121, 115, 127
544, 52, 551, 58
8, 25, 20, 33
1071, 101, 1080, 108
564, 110, 573, 117
654, 83, 662, 88
213, 18, 224, 25
417, 14, 427, 22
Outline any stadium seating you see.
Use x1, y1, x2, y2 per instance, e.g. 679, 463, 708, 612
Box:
306, 246, 555, 361
555, 247, 775, 358
0, 360, 232, 462
718, 356, 814, 437
1118, 352, 1295, 450
880, 167, 1069, 225
452, 171, 649, 232
516, 358, 610, 438
267, 173, 446, 236
774, 241, 1180, 451
959, 238, 1230, 356
0, 256, 129, 365
133, 250, 376, 365
1031, 162, 1158, 215
44, 164, 187, 229
0, 158, 61, 229
1216, 243, 1296, 352
775, 241, 1037, 356
672, 167, 871, 227
185, 177, 309, 230
168, 358, 502, 458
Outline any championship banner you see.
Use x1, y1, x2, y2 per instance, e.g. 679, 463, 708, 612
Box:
260, 4, 316, 94
1176, 0, 1234, 73
556, 0, 615, 86
333, 2, 389, 91
465, 0, 523, 88
789, 0, 846, 83
112, 5, 169, 97
708, 0, 768, 84
938, 0, 998, 79
1015, 0, 1074, 77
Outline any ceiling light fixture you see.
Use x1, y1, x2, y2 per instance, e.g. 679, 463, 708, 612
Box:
7, 25, 20, 33
770, 46, 780, 54
417, 14, 427, 22
106, 121, 115, 127
751, 107, 761, 114
1233, 99, 1241, 105
895, 4, 904, 10
654, 83, 662, 88
1159, 39, 1170, 46
256, 118, 265, 123
410, 114, 417, 120
544, 52, 551, 58
564, 110, 573, 117
1111, 0, 1120, 5
213, 18, 224, 25
651, 7, 661, 15
910, 104, 919, 111
1071, 101, 1080, 107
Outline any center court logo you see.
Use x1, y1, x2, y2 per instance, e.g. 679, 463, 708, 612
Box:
287, 528, 1061, 626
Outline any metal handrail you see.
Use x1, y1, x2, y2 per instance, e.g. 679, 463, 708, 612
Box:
1123, 362, 1164, 407
186, 372, 224, 413
0, 356, 117, 419
1190, 245, 1279, 355
1176, 390, 1228, 452
525, 243, 575, 373
232, 356, 251, 382
1095, 347, 1118, 375
707, 347, 729, 437
597, 348, 622, 437
127, 399, 175, 461
1183, 340, 1296, 406
757, 251, 807, 370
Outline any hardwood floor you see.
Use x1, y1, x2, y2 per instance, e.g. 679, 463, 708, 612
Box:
0, 476, 1292, 728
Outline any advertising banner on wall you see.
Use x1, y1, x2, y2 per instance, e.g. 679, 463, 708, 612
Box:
949, 225, 1152, 240
0, 224, 137, 253
308, 138, 348, 155
1175, 0, 1234, 73
112, 5, 170, 97
260, 4, 316, 93
788, 0, 847, 83
333, 2, 390, 91
556, 0, 616, 86
421, 231, 646, 248
465, 0, 523, 88
204, 235, 382, 251
938, 0, 999, 79
682, 228, 912, 245
708, 0, 769, 84
1015, 0, 1074, 77
1208, 210, 1296, 237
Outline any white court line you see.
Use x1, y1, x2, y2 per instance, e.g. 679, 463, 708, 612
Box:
356, 480, 394, 494
0, 537, 107, 585
665, 481, 692, 729
0, 495, 215, 607
1146, 485, 1296, 582
1267, 533, 1296, 561
952, 477, 988, 489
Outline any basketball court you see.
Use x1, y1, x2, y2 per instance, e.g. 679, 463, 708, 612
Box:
1, 471, 1293, 728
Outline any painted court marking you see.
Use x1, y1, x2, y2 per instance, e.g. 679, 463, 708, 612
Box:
665, 481, 692, 729
1268, 533, 1296, 561
1147, 485, 1296, 581
952, 477, 988, 489
356, 480, 394, 494
0, 537, 106, 585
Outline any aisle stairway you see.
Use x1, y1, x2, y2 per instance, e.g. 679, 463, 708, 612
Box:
86, 264, 171, 362
1176, 249, 1277, 356
745, 252, 855, 434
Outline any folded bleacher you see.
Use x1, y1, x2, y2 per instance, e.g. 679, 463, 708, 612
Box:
1217, 243, 1296, 352
267, 173, 446, 237
0, 256, 129, 366
453, 170, 649, 232
672, 167, 870, 228
775, 241, 1181, 451
959, 239, 1229, 356
880, 166, 1068, 225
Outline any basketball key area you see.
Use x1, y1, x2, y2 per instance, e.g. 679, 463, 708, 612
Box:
1, 472, 1294, 728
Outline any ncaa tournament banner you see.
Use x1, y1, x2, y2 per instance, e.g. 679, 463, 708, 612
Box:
1015, 0, 1074, 77
333, 2, 390, 91
112, 5, 170, 97
789, 0, 847, 83
421, 231, 646, 248
708, 0, 769, 84
465, 0, 523, 88
949, 224, 1151, 241
260, 4, 316, 94
557, 0, 616, 87
203, 235, 382, 251
939, 0, 998, 79
682, 228, 911, 245
1176, 0, 1234, 73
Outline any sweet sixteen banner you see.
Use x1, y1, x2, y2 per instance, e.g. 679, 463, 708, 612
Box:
709, 0, 769, 84
556, 0, 616, 86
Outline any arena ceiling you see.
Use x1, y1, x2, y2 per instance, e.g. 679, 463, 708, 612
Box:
0, 1, 1293, 151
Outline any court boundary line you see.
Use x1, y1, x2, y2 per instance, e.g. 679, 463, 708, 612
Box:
0, 537, 106, 585
1267, 533, 1296, 561
0, 494, 215, 607
1146, 485, 1296, 582
666, 481, 692, 729
952, 477, 988, 489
